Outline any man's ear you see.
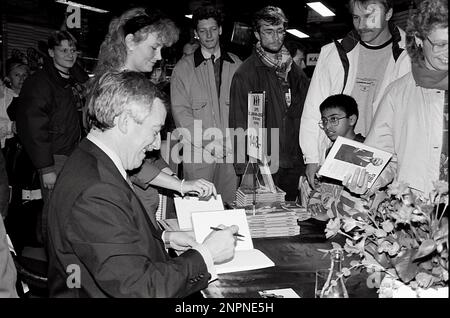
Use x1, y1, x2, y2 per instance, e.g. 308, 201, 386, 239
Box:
219, 26, 223, 36
48, 48, 55, 58
349, 114, 358, 127
194, 30, 199, 40
414, 34, 424, 48
385, 8, 393, 21
124, 34, 136, 52
254, 31, 261, 42
116, 113, 128, 135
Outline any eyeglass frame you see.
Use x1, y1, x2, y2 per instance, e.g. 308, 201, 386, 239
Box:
424, 35, 448, 53
54, 46, 79, 55
260, 28, 286, 39
318, 115, 349, 129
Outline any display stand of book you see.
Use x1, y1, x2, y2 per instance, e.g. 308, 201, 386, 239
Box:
236, 158, 286, 210
233, 158, 304, 238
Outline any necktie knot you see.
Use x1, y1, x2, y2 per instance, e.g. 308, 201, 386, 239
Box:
211, 54, 215, 64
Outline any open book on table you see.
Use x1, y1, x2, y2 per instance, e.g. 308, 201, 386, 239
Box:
318, 136, 392, 189
191, 209, 275, 274
174, 195, 224, 230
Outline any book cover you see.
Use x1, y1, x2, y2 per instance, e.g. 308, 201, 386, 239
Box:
174, 195, 224, 230
318, 136, 392, 189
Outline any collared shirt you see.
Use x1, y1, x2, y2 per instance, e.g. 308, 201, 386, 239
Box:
87, 131, 127, 181
201, 47, 221, 63
193, 46, 235, 68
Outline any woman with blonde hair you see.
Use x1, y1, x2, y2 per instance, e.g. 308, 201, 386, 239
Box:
92, 8, 216, 215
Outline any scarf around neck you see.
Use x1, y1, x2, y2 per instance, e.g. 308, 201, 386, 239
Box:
412, 59, 448, 90
255, 41, 293, 81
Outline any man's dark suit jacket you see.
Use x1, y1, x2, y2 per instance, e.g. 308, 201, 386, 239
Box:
46, 139, 210, 297
334, 144, 373, 167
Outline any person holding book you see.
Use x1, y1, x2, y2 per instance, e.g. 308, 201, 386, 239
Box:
344, 0, 448, 197
300, 0, 411, 191
307, 94, 370, 220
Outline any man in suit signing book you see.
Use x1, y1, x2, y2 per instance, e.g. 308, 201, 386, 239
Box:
46, 71, 239, 297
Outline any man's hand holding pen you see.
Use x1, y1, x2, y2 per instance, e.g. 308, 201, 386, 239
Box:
210, 226, 244, 238
203, 224, 240, 264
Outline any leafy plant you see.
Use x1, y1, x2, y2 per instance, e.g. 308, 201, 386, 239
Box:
321, 181, 448, 294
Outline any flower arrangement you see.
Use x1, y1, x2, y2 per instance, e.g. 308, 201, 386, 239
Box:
321, 181, 448, 298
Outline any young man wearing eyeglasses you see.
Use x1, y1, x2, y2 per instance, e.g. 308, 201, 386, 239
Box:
230, 6, 310, 201
15, 30, 88, 244
306, 94, 372, 221
300, 0, 412, 190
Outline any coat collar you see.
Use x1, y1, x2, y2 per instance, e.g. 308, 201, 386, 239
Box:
43, 56, 89, 88
79, 138, 162, 236
194, 46, 235, 68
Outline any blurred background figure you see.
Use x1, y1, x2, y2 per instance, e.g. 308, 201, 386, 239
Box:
1, 58, 30, 150
3, 58, 30, 95
285, 40, 307, 71
182, 40, 200, 57
15, 30, 88, 244
0, 150, 18, 298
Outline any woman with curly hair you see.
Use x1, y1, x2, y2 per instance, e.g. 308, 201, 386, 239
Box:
94, 7, 179, 76
344, 0, 448, 196
92, 8, 217, 217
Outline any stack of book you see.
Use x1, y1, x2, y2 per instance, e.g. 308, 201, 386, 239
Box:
245, 209, 300, 238
235, 187, 286, 207
279, 203, 312, 222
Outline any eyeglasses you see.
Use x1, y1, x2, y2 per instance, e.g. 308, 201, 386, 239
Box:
261, 29, 286, 38
318, 116, 349, 129
425, 35, 448, 53
55, 47, 78, 55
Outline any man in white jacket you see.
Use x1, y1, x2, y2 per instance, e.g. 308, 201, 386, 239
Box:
299, 0, 411, 188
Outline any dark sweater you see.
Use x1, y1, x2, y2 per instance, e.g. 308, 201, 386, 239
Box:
16, 59, 88, 173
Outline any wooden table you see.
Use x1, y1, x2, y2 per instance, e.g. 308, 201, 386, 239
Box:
202, 226, 378, 298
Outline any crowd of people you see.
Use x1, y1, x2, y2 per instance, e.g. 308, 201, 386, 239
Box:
0, 0, 447, 298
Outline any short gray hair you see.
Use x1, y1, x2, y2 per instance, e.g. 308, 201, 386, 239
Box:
86, 71, 164, 131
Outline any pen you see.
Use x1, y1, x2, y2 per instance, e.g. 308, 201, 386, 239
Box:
210, 226, 245, 238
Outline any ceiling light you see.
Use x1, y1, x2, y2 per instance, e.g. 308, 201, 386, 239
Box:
307, 2, 335, 17
185, 14, 193, 19
55, 0, 109, 13
286, 29, 310, 39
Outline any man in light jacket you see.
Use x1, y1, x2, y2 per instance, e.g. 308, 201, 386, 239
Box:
299, 0, 411, 189
171, 5, 242, 203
